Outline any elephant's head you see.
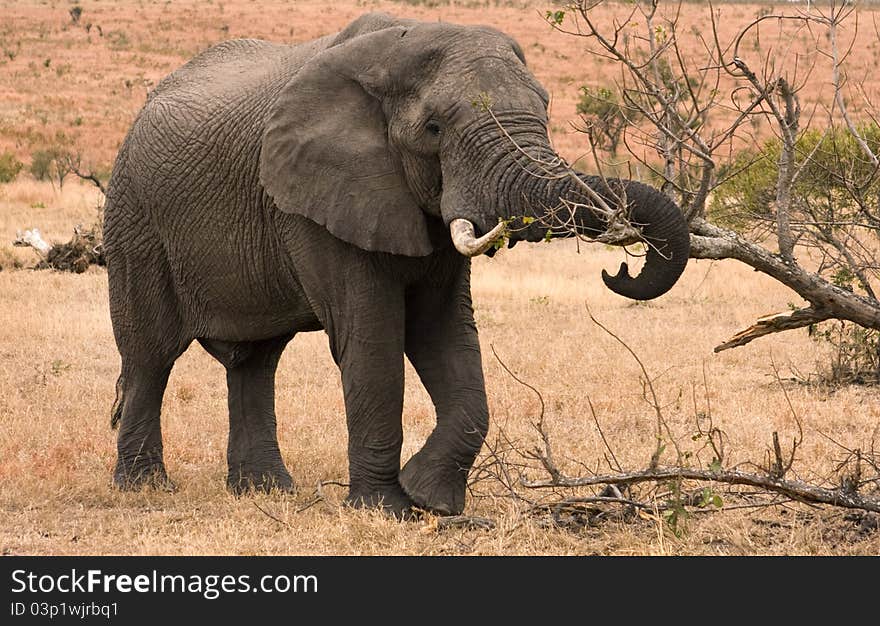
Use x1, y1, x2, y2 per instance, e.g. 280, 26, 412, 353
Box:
260, 13, 689, 300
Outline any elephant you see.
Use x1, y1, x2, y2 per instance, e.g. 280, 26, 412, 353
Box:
103, 12, 690, 517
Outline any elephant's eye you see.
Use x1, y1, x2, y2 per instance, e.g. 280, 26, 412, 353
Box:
425, 120, 442, 136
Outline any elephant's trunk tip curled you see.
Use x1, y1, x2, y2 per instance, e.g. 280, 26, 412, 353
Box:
450, 219, 505, 257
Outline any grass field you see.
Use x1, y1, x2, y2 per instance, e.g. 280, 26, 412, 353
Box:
1, 1, 879, 555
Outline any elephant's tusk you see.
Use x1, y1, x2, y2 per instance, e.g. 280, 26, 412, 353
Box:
449, 219, 506, 257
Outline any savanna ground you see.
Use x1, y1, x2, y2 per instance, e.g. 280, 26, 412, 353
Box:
1, 0, 879, 555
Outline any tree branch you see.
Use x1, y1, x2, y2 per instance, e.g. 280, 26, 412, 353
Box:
521, 466, 880, 513
713, 306, 831, 352
690, 218, 880, 331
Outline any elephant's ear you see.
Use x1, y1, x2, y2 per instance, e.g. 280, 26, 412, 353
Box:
260, 28, 435, 257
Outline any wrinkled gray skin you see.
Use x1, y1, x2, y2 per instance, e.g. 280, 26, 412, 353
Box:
104, 13, 690, 517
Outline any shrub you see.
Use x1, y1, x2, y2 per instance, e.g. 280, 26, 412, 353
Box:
711, 124, 880, 232
0, 151, 23, 183
812, 321, 880, 386
575, 86, 631, 155
106, 30, 131, 51
29, 149, 57, 181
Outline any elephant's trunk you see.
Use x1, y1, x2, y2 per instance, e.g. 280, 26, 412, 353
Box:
441, 112, 690, 300
565, 175, 690, 301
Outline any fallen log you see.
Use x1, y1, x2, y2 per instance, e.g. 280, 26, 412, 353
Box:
13, 224, 104, 273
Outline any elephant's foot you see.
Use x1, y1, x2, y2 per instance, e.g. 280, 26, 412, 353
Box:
345, 482, 415, 520
399, 451, 468, 516
113, 456, 175, 492
227, 464, 295, 495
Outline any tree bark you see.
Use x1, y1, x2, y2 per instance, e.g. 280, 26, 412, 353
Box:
690, 218, 880, 350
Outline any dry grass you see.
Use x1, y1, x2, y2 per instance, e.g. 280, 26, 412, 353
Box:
4, 0, 880, 169
2, 179, 878, 556
1, 1, 879, 555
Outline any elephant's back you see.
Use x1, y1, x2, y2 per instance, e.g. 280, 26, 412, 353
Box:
105, 36, 333, 341
111, 33, 335, 207
108, 39, 302, 220
146, 36, 331, 106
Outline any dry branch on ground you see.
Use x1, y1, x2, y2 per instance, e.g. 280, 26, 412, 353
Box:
13, 223, 104, 273
464, 312, 880, 535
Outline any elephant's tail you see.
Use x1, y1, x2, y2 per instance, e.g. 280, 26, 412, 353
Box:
110, 375, 124, 430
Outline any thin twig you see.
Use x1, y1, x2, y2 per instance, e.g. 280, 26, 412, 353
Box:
252, 501, 291, 528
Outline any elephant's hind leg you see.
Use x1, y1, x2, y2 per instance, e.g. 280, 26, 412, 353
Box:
199, 335, 295, 494
108, 232, 189, 491
112, 364, 178, 490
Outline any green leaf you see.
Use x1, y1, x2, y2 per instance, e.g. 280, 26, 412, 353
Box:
654, 24, 667, 44
545, 10, 565, 26
470, 91, 493, 112
709, 458, 722, 472
698, 487, 711, 507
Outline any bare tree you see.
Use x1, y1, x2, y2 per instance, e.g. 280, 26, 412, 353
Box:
548, 0, 880, 355
58, 151, 108, 196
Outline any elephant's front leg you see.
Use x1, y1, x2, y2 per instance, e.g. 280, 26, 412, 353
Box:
327, 290, 413, 517
399, 263, 489, 515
